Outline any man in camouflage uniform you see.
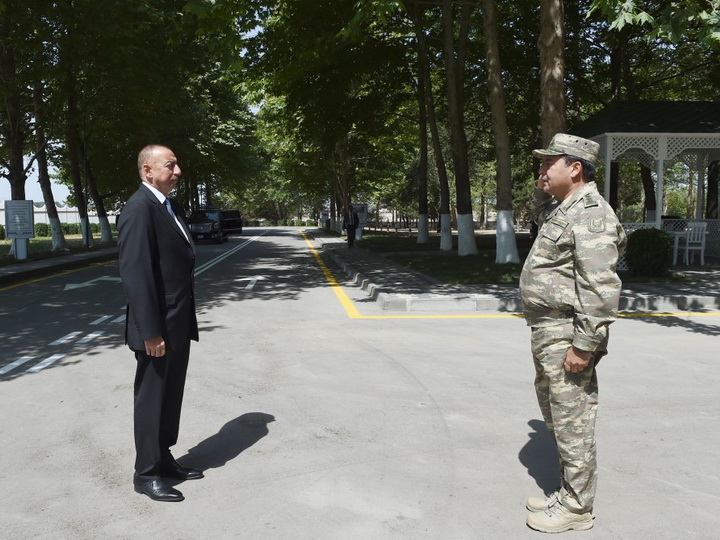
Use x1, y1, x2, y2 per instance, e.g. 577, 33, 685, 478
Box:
520, 134, 627, 533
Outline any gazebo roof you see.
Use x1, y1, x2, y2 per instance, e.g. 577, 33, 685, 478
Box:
571, 101, 720, 137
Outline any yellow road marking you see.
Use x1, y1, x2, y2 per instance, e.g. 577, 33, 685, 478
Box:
301, 232, 720, 320
301, 231, 362, 318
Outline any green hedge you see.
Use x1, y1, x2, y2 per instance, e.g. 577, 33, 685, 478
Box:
625, 228, 673, 276
35, 223, 50, 237
4, 222, 118, 240
61, 223, 81, 235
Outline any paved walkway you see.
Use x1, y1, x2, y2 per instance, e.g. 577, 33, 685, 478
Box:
2, 230, 719, 313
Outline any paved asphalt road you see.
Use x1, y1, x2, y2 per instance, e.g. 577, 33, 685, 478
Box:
1, 228, 718, 539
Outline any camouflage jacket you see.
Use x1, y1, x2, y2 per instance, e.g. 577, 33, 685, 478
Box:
520, 182, 627, 352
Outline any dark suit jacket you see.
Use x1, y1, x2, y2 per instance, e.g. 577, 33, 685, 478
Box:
117, 184, 199, 353
343, 211, 359, 229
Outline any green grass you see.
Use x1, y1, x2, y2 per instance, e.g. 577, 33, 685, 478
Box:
0, 235, 117, 267
359, 231, 527, 284
389, 252, 525, 284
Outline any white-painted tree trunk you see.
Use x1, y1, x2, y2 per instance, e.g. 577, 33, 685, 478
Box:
49, 217, 68, 251
416, 213, 429, 244
495, 209, 520, 263
440, 213, 453, 251
456, 213, 478, 256
355, 228, 362, 241
80, 218, 93, 246
98, 216, 113, 243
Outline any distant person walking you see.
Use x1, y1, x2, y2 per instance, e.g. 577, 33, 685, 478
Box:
117, 145, 203, 503
343, 205, 360, 248
520, 134, 627, 533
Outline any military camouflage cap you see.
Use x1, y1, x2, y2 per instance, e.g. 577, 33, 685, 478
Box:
532, 133, 600, 165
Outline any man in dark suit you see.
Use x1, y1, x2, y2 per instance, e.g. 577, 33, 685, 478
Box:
342, 205, 360, 248
117, 145, 203, 502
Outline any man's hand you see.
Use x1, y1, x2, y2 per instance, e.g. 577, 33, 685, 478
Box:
564, 346, 592, 373
144, 336, 166, 357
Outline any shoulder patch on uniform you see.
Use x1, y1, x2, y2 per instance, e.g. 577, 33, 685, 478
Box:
583, 194, 599, 208
588, 217, 606, 233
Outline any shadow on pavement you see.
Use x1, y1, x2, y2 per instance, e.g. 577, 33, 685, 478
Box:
179, 412, 276, 471
518, 419, 560, 492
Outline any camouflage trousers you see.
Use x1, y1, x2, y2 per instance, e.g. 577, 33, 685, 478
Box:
531, 322, 608, 513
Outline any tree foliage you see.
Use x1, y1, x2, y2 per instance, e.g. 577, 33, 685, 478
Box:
589, 0, 720, 46
2, 0, 717, 245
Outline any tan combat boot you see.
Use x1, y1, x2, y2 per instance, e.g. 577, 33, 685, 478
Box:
526, 503, 594, 533
526, 490, 560, 512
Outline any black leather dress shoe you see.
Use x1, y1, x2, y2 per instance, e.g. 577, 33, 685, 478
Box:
134, 478, 184, 502
160, 460, 204, 481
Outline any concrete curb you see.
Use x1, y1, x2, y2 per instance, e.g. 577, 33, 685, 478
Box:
619, 292, 720, 312
317, 237, 720, 313
323, 243, 523, 312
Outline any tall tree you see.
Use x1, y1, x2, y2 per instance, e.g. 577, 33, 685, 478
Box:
402, 0, 453, 250
480, 0, 520, 264
441, 0, 478, 255
0, 1, 32, 200
34, 81, 68, 251
413, 15, 430, 244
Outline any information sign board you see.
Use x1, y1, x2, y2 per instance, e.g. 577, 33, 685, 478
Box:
4, 200, 35, 239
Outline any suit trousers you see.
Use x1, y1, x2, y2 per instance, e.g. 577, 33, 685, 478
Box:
346, 226, 357, 247
531, 323, 607, 513
133, 341, 191, 476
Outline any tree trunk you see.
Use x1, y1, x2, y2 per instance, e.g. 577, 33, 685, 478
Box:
441, 0, 477, 256
481, 0, 520, 264
706, 160, 718, 219
34, 83, 68, 251
640, 164, 656, 219
0, 31, 27, 200
419, 26, 452, 251
329, 190, 337, 231
414, 22, 430, 245
87, 164, 113, 242
538, 0, 566, 143
687, 168, 696, 218
609, 162, 619, 210
66, 90, 92, 246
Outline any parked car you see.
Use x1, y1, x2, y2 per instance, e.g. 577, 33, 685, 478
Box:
187, 209, 226, 243
220, 209, 243, 235
187, 208, 243, 243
